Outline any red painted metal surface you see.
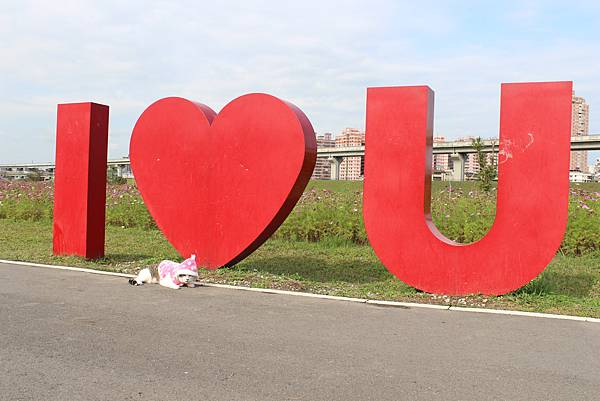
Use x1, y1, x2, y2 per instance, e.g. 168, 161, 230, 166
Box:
364, 82, 572, 295
53, 102, 109, 259
130, 94, 316, 269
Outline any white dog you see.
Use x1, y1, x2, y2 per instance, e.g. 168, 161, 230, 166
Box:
129, 254, 199, 289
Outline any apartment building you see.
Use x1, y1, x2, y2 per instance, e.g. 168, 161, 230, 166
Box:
335, 128, 365, 180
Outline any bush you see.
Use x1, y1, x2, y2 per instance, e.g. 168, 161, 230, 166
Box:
106, 197, 156, 229
105, 184, 156, 229
274, 188, 367, 244
107, 167, 127, 185
0, 181, 53, 222
430, 185, 496, 243
3, 199, 52, 221
560, 190, 600, 255
0, 180, 598, 255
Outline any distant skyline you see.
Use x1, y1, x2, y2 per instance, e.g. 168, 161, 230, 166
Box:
1, 0, 600, 164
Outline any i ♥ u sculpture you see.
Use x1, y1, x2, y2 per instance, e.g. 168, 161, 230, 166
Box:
129, 94, 317, 269
53, 82, 573, 296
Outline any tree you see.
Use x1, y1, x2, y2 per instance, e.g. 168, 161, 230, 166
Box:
26, 168, 44, 182
471, 137, 497, 192
107, 166, 127, 184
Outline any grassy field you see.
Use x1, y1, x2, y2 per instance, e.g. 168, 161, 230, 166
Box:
1, 179, 598, 318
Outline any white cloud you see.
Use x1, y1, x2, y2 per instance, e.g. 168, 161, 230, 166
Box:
1, 0, 599, 164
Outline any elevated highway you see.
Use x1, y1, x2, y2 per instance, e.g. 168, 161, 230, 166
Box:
1, 136, 599, 182
317, 135, 600, 158
318, 135, 600, 180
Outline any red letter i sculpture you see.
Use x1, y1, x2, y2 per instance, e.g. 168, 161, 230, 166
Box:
53, 103, 109, 259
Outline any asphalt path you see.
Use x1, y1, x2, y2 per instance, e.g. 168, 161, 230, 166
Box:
1, 262, 599, 401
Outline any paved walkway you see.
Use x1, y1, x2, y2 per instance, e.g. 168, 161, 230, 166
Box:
1, 262, 599, 401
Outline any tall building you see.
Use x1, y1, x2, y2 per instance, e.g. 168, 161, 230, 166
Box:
456, 136, 479, 178
465, 153, 480, 179
432, 136, 450, 172
312, 132, 335, 179
571, 93, 589, 172
335, 128, 365, 180
457, 136, 498, 179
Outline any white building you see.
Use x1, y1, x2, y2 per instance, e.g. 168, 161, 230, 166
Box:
335, 128, 365, 180
0, 163, 55, 181
0, 159, 132, 181
569, 170, 593, 183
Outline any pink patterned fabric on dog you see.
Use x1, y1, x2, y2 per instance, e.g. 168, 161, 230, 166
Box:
158, 254, 199, 287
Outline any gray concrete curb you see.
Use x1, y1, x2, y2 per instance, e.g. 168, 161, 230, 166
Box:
1, 259, 598, 323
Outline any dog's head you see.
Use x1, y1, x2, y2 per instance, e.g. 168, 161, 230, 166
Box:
174, 254, 199, 286
176, 272, 197, 285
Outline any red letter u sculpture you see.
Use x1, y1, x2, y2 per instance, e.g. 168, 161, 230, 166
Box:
364, 82, 572, 295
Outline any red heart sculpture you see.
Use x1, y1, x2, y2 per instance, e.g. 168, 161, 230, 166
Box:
130, 94, 316, 269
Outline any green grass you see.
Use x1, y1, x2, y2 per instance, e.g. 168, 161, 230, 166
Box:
1, 219, 598, 318
1, 179, 598, 317
307, 179, 363, 193
3, 180, 598, 252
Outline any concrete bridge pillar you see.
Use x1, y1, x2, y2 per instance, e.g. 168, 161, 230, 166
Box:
450, 153, 466, 181
328, 156, 343, 180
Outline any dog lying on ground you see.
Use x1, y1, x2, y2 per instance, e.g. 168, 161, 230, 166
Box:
129, 254, 199, 289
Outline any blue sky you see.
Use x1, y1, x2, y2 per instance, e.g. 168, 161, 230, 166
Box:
1, 0, 599, 164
